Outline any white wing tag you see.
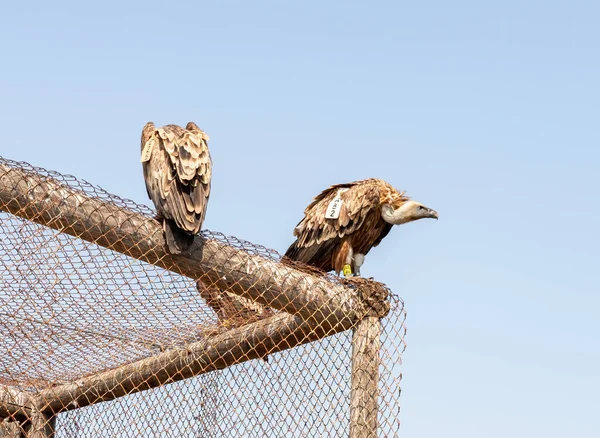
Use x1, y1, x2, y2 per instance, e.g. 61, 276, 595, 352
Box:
141, 137, 157, 162
325, 189, 348, 219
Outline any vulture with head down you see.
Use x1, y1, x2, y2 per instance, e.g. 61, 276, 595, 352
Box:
285, 178, 438, 277
141, 122, 212, 254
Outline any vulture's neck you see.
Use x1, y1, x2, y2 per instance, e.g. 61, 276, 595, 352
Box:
381, 202, 415, 225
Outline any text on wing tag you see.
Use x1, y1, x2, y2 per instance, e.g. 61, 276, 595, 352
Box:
141, 137, 156, 162
325, 189, 348, 219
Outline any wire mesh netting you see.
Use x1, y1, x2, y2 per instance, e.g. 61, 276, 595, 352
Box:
0, 156, 407, 437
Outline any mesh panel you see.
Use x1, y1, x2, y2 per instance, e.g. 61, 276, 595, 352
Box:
0, 157, 407, 437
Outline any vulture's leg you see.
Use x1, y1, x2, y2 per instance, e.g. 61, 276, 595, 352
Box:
343, 246, 354, 277
354, 253, 365, 277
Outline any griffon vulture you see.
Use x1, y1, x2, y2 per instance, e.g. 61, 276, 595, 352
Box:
285, 178, 438, 276
141, 122, 211, 254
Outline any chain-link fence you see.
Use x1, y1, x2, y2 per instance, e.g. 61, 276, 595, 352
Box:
0, 157, 407, 437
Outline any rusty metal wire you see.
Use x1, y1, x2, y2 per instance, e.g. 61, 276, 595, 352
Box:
0, 156, 407, 437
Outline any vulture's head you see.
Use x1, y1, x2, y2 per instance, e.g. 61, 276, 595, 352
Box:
381, 201, 438, 225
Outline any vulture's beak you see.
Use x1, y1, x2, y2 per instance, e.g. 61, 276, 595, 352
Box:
429, 209, 439, 220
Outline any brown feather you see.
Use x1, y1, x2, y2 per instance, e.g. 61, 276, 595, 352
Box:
333, 239, 351, 275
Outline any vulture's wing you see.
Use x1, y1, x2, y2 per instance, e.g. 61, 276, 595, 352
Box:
141, 123, 212, 234
292, 180, 381, 249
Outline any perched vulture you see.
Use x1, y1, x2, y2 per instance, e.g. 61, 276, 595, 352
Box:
285, 178, 438, 276
141, 122, 212, 254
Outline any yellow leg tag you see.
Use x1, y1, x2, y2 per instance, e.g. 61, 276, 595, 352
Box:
343, 264, 352, 277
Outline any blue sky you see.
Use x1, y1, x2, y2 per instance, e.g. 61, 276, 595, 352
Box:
1, 1, 598, 436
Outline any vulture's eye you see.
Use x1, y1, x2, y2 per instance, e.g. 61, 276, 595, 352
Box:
418, 206, 425, 210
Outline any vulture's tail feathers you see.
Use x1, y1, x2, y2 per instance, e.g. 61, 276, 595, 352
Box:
283, 240, 336, 276
163, 219, 194, 254
284, 240, 301, 260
